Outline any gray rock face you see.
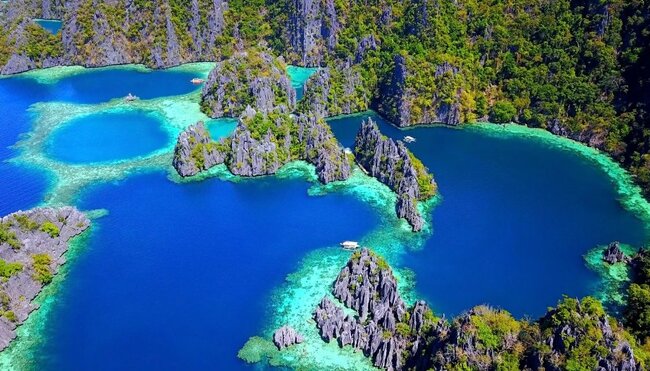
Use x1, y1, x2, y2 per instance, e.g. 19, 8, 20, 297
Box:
377, 55, 462, 127
602, 241, 629, 264
173, 122, 226, 177
272, 325, 304, 350
0, 207, 89, 350
314, 249, 435, 371
299, 65, 370, 118
286, 0, 339, 66
201, 51, 296, 118
354, 118, 436, 231
0, 54, 36, 75
173, 107, 349, 184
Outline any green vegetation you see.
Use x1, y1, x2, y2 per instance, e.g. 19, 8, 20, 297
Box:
21, 23, 63, 63
40, 221, 60, 238
626, 249, 650, 345
0, 259, 22, 279
32, 254, 53, 285
0, 222, 21, 250
13, 214, 39, 232
408, 152, 437, 200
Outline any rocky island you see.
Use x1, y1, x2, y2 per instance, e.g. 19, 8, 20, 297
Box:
200, 49, 296, 119
354, 118, 437, 231
313, 249, 645, 371
0, 207, 89, 350
174, 107, 350, 184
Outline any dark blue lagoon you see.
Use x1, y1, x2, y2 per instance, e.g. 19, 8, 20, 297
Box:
31, 172, 379, 370
329, 113, 649, 318
45, 111, 170, 164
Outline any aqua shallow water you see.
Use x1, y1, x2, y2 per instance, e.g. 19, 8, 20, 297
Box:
329, 113, 648, 317
286, 66, 318, 100
33, 19, 62, 34
45, 111, 170, 164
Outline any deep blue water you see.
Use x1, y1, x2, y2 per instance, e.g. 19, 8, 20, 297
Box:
329, 113, 648, 317
33, 172, 378, 370
33, 19, 63, 34
45, 111, 170, 163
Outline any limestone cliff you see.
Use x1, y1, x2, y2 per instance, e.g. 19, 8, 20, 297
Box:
172, 122, 226, 178
377, 54, 463, 127
201, 50, 296, 118
172, 107, 350, 184
353, 118, 437, 231
284, 0, 340, 66
0, 207, 89, 350
297, 64, 371, 118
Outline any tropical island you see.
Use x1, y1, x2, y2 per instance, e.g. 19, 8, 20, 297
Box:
0, 0, 649, 370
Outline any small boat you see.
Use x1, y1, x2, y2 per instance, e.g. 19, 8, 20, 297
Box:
124, 93, 139, 102
404, 135, 416, 143
191, 78, 205, 85
340, 241, 360, 250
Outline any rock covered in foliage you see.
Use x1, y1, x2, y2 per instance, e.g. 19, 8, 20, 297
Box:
297, 64, 371, 118
377, 54, 463, 127
0, 207, 89, 350
284, 0, 339, 66
172, 122, 226, 177
602, 241, 630, 264
314, 249, 433, 370
354, 118, 436, 231
201, 50, 296, 118
315, 249, 649, 371
172, 107, 350, 184
272, 325, 304, 350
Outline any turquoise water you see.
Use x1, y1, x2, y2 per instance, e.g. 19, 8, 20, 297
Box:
33, 19, 62, 34
0, 66, 649, 369
44, 111, 170, 164
286, 66, 318, 100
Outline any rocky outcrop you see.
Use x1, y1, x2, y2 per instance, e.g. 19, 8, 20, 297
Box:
172, 122, 226, 177
172, 107, 350, 184
377, 54, 462, 127
201, 50, 296, 118
285, 0, 339, 66
314, 249, 436, 370
0, 207, 89, 350
298, 64, 371, 118
272, 325, 304, 350
353, 118, 437, 231
602, 241, 630, 264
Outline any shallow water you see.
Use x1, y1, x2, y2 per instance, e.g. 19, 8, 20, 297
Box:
0, 66, 648, 369
329, 113, 648, 317
45, 111, 170, 164
33, 19, 62, 34
286, 66, 318, 100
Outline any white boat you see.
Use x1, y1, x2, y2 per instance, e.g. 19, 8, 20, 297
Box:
340, 241, 360, 250
124, 93, 139, 102
191, 78, 205, 85
404, 136, 416, 143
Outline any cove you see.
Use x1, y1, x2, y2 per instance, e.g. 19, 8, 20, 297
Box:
328, 113, 649, 318
27, 171, 378, 370
33, 19, 62, 34
44, 111, 170, 164
287, 66, 318, 100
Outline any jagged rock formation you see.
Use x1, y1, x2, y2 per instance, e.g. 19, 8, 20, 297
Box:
297, 64, 370, 118
272, 325, 304, 350
172, 107, 350, 184
315, 250, 648, 371
200, 50, 296, 118
0, 207, 89, 350
377, 54, 462, 127
314, 249, 433, 370
172, 122, 226, 177
602, 241, 630, 264
284, 0, 340, 66
353, 118, 436, 231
